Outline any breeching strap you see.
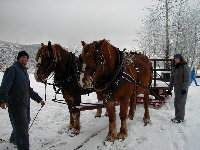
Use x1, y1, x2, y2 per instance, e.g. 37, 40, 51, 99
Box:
122, 72, 163, 101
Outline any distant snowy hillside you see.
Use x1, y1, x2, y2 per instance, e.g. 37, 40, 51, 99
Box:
0, 41, 82, 73
0, 41, 40, 73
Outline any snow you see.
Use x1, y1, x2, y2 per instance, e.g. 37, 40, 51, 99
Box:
0, 73, 200, 150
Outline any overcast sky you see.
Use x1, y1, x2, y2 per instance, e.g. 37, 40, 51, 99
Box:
0, 0, 198, 49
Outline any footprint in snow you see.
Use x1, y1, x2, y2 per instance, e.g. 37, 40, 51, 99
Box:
136, 136, 148, 144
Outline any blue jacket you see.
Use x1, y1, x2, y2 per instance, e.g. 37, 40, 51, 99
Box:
0, 61, 42, 106
191, 70, 196, 80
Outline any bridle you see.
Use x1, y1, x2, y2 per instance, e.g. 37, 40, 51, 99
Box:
36, 54, 57, 80
82, 43, 124, 92
82, 46, 105, 78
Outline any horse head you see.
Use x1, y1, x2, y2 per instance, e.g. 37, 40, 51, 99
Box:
34, 41, 56, 82
79, 39, 117, 89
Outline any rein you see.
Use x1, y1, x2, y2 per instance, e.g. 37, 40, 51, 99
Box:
29, 82, 47, 131
28, 73, 55, 130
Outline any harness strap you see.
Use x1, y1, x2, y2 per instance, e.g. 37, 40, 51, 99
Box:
122, 72, 164, 101
122, 72, 149, 89
94, 49, 123, 91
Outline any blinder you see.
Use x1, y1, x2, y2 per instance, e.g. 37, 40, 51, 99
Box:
93, 49, 104, 66
84, 49, 105, 78
36, 55, 56, 76
82, 46, 105, 77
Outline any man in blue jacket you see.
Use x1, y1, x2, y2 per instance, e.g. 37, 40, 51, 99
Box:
0, 51, 45, 150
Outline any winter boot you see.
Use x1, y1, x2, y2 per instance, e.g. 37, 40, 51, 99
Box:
171, 118, 184, 123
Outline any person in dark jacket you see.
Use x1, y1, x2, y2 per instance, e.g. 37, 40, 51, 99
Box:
0, 51, 45, 150
190, 67, 199, 86
168, 54, 190, 123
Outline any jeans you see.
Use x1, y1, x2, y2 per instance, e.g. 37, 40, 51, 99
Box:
8, 102, 30, 150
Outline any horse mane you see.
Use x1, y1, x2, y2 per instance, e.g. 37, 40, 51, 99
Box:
129, 51, 144, 56
52, 44, 65, 62
92, 39, 116, 50
35, 45, 47, 61
35, 43, 67, 62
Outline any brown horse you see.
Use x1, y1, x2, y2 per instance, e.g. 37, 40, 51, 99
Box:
34, 41, 100, 135
80, 39, 152, 141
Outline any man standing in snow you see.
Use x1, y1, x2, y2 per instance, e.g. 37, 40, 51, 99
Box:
0, 51, 45, 150
168, 54, 190, 123
190, 67, 199, 86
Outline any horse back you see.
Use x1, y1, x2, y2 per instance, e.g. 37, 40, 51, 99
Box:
125, 53, 152, 87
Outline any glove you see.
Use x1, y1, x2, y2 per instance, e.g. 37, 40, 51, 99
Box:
166, 90, 172, 96
181, 90, 186, 95
40, 100, 46, 107
0, 103, 8, 109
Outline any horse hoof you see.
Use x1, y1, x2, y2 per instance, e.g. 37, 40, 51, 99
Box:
144, 122, 151, 126
68, 125, 74, 130
117, 132, 128, 139
128, 114, 134, 120
105, 134, 116, 142
143, 118, 151, 126
71, 129, 80, 135
104, 111, 108, 116
95, 114, 101, 118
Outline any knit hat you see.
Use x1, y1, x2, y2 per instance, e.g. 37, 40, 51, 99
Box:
17, 51, 29, 60
174, 54, 182, 60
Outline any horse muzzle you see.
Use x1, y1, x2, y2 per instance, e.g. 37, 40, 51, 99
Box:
79, 73, 93, 89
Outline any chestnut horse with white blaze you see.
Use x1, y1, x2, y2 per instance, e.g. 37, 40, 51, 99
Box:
80, 39, 152, 141
34, 41, 102, 135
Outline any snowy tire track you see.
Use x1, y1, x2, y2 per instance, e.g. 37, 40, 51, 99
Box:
74, 125, 108, 150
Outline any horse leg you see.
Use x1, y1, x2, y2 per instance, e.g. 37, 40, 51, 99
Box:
63, 91, 76, 130
95, 107, 102, 118
69, 112, 74, 129
95, 92, 108, 117
143, 90, 151, 125
71, 108, 80, 135
95, 93, 102, 117
128, 94, 136, 120
71, 95, 81, 135
104, 109, 108, 116
117, 97, 129, 139
96, 105, 108, 117
65, 100, 74, 130
105, 100, 116, 142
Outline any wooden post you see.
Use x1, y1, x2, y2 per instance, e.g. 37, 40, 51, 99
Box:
154, 60, 157, 87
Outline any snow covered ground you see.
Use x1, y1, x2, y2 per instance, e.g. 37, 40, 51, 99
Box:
0, 73, 200, 150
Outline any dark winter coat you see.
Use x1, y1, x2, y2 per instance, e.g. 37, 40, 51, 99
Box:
168, 60, 190, 120
169, 62, 190, 93
0, 61, 42, 106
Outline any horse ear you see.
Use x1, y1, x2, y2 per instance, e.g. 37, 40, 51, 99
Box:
81, 41, 86, 46
99, 39, 106, 46
48, 41, 52, 51
41, 43, 44, 47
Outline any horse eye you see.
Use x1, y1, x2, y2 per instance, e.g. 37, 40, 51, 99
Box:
85, 66, 90, 71
85, 48, 89, 54
36, 63, 41, 67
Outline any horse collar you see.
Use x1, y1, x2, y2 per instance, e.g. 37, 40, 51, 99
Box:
94, 50, 124, 92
